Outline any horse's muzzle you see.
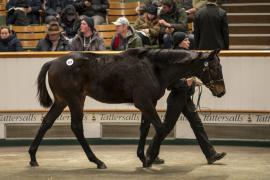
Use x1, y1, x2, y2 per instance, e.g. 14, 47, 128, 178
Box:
216, 90, 226, 98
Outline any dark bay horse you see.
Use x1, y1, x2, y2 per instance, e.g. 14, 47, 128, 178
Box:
29, 48, 225, 169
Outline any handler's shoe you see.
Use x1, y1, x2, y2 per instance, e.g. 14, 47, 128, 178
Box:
207, 152, 226, 164
153, 156, 165, 164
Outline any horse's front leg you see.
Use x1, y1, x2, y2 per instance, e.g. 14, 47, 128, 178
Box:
137, 114, 150, 165
68, 96, 107, 169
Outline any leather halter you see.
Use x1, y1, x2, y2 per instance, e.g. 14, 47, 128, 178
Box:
202, 61, 224, 91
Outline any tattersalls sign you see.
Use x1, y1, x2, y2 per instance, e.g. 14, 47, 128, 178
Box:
1, 111, 270, 124
1, 111, 270, 140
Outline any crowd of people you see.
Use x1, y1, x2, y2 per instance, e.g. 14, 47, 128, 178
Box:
0, 0, 229, 52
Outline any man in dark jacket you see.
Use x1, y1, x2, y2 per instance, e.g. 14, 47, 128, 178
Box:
6, 0, 41, 25
158, 0, 188, 48
45, 0, 74, 18
74, 0, 109, 25
194, 0, 229, 49
0, 27, 22, 51
36, 21, 71, 51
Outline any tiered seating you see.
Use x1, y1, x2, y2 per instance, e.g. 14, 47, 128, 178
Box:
96, 24, 115, 48
10, 25, 47, 50
222, 0, 270, 50
0, 0, 6, 25
107, 1, 139, 24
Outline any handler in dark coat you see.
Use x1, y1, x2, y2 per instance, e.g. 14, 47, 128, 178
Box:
194, 0, 229, 50
152, 31, 226, 165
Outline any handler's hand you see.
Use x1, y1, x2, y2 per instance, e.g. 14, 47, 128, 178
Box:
186, 77, 202, 86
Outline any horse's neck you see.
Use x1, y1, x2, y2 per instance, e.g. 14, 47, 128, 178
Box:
159, 62, 200, 88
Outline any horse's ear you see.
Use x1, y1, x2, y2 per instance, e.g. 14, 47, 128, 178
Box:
137, 48, 149, 58
128, 48, 149, 59
207, 49, 220, 61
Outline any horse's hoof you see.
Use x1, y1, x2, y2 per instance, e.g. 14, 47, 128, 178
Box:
97, 163, 107, 169
29, 161, 39, 167
143, 157, 152, 168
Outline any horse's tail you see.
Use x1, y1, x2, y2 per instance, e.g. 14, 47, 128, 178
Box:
37, 61, 52, 108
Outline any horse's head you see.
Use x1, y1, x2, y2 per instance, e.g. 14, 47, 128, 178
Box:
197, 49, 226, 98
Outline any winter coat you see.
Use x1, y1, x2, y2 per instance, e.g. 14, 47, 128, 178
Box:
74, 0, 109, 18
6, 0, 41, 25
45, 0, 74, 16
133, 16, 160, 45
36, 34, 71, 51
111, 26, 143, 50
194, 3, 229, 50
71, 31, 106, 51
0, 33, 23, 51
60, 5, 80, 39
159, 2, 188, 34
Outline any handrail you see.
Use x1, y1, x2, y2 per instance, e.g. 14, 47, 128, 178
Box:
0, 50, 270, 58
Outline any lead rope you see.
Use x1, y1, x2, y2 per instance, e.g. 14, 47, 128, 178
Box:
196, 85, 203, 111
191, 82, 203, 112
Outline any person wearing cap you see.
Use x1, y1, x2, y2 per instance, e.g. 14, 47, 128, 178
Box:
151, 30, 226, 165
71, 16, 105, 51
159, 0, 188, 49
36, 21, 71, 51
173, 31, 190, 49
74, 0, 109, 25
134, 5, 160, 46
111, 17, 143, 51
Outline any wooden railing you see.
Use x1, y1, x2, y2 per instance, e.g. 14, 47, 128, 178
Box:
0, 50, 269, 58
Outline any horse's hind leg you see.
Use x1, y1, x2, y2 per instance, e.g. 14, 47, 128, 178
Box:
68, 97, 107, 169
137, 114, 150, 165
29, 102, 66, 166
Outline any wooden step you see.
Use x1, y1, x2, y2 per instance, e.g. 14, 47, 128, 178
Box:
230, 45, 270, 50
226, 0, 270, 3
230, 35, 270, 45
228, 13, 270, 23
229, 24, 270, 34
222, 4, 270, 13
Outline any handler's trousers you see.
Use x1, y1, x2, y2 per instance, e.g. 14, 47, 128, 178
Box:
165, 87, 216, 159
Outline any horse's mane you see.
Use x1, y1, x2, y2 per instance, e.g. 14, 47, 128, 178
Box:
69, 51, 133, 65
144, 49, 200, 64
67, 48, 200, 66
